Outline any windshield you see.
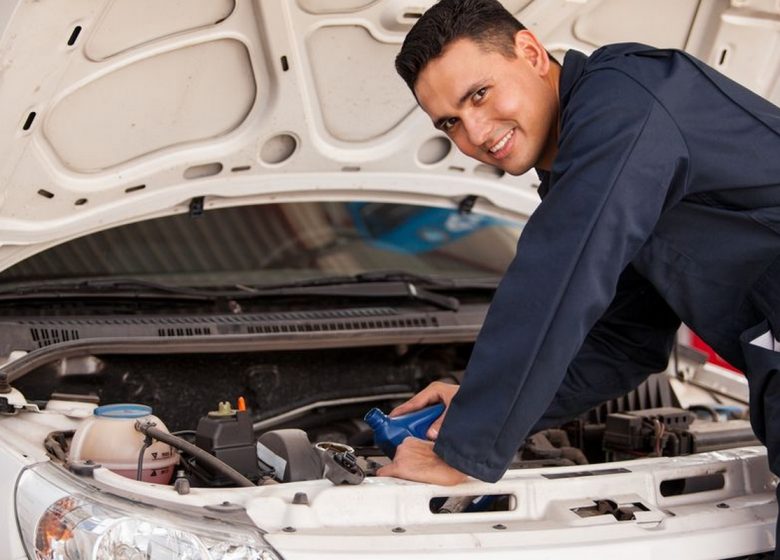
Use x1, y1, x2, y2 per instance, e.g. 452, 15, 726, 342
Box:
0, 201, 524, 287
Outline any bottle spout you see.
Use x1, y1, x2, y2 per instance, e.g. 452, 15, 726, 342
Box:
363, 407, 386, 430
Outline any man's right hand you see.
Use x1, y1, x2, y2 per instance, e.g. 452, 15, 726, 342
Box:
376, 437, 467, 485
389, 381, 459, 440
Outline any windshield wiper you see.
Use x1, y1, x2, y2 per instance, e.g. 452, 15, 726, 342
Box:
235, 271, 502, 311
0, 279, 222, 301
240, 273, 463, 311
249, 270, 497, 291
0, 273, 488, 311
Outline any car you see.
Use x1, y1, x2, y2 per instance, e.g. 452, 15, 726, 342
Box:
0, 1, 778, 559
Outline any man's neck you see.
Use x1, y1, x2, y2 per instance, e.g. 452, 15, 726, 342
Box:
535, 62, 562, 172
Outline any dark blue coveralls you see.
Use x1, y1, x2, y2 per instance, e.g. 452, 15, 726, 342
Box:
434, 43, 780, 547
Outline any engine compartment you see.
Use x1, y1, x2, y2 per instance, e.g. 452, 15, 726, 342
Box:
9, 341, 761, 508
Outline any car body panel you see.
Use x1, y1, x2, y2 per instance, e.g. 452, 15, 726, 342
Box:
0, 0, 778, 267
1, 1, 779, 558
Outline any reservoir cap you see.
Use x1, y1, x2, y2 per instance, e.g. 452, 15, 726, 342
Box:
94, 403, 152, 418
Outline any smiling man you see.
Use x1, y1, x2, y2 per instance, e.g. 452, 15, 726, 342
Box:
414, 31, 560, 175
377, 0, 780, 551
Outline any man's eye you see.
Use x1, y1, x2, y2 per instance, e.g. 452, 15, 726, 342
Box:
442, 117, 459, 131
473, 87, 487, 102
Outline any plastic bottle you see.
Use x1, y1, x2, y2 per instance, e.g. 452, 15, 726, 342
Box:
364, 403, 445, 458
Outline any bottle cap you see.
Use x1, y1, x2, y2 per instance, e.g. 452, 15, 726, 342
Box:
363, 407, 385, 429
94, 403, 152, 418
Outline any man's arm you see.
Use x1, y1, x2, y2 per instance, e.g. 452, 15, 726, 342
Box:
530, 264, 681, 431
377, 266, 680, 484
433, 70, 690, 482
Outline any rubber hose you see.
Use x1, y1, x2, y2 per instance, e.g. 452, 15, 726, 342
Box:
135, 421, 255, 488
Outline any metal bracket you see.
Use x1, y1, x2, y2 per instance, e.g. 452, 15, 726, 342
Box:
189, 196, 205, 218
457, 194, 478, 215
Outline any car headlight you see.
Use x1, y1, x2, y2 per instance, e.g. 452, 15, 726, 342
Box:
15, 463, 281, 560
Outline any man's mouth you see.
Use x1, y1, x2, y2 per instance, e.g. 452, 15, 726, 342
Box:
488, 129, 515, 157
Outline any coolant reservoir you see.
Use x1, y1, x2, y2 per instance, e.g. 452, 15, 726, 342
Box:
69, 404, 177, 484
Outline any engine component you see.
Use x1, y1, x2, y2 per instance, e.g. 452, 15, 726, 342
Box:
522, 429, 588, 465
364, 403, 444, 458
136, 421, 255, 487
604, 407, 694, 456
315, 442, 365, 485
173, 469, 190, 495
603, 407, 759, 458
69, 404, 177, 484
194, 401, 259, 485
255, 431, 365, 485
686, 419, 760, 452
256, 429, 323, 482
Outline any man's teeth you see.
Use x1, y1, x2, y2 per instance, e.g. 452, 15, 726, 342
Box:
489, 129, 514, 153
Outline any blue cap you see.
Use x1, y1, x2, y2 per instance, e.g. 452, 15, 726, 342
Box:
94, 403, 152, 418
364, 407, 386, 429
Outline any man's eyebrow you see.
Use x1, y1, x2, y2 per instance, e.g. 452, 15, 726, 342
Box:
432, 82, 486, 129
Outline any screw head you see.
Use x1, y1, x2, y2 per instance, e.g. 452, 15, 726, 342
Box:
392, 527, 406, 533
716, 503, 730, 509
282, 526, 297, 533
492, 524, 507, 530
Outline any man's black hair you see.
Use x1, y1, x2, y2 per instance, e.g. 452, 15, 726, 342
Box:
395, 0, 525, 93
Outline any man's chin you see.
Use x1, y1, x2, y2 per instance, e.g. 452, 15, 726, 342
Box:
492, 159, 530, 176
471, 152, 529, 176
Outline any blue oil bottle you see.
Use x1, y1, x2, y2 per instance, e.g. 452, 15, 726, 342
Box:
364, 403, 445, 458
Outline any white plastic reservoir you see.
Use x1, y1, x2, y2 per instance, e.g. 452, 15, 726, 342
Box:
69, 403, 178, 484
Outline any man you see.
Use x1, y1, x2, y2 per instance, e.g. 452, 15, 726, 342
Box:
376, 0, 780, 548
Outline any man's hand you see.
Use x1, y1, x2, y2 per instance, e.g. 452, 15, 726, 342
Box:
390, 381, 459, 440
376, 437, 467, 485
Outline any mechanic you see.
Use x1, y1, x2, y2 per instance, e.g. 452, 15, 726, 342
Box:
376, 0, 780, 551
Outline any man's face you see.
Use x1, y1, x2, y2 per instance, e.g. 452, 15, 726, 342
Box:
414, 33, 559, 175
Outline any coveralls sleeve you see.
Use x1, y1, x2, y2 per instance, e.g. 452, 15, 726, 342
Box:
531, 264, 681, 432
433, 70, 690, 482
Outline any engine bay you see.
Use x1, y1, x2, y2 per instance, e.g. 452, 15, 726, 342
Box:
6, 342, 762, 512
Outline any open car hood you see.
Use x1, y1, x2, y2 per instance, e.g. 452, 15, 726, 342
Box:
0, 0, 778, 273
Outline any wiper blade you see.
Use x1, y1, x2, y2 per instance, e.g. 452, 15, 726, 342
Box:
0, 279, 225, 300
357, 270, 499, 291
240, 271, 502, 311
0, 275, 464, 311
356, 270, 454, 286
251, 270, 497, 291
244, 278, 461, 311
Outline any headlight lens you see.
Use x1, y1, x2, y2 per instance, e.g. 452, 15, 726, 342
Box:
16, 464, 280, 560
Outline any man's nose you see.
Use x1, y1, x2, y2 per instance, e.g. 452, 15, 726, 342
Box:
462, 114, 490, 147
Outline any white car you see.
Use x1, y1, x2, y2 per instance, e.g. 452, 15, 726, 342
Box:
0, 1, 778, 559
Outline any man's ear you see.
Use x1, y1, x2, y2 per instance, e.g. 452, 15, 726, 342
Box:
514, 30, 550, 76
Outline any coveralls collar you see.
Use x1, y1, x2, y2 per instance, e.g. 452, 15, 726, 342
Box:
558, 48, 588, 110
537, 48, 587, 198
